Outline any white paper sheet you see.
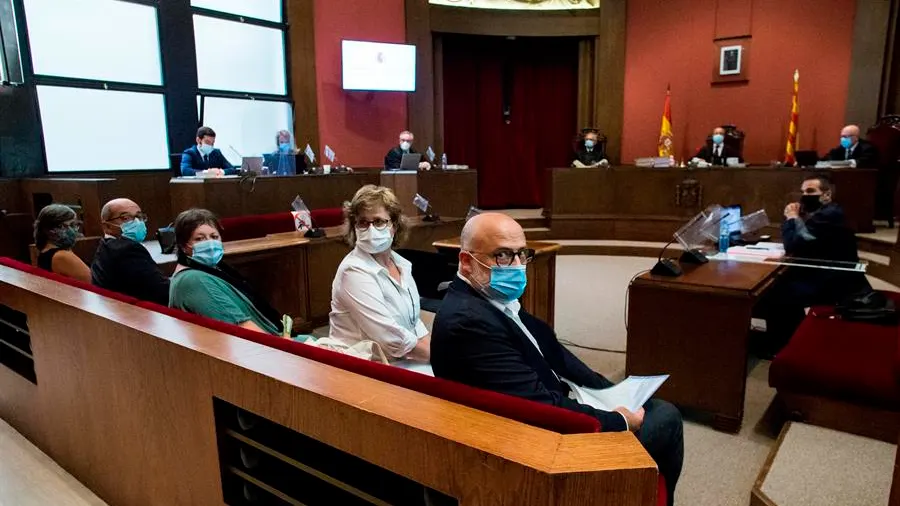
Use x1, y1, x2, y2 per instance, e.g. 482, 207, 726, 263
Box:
565, 375, 669, 413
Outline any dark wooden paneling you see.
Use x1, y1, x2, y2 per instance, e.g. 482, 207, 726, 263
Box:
595, 0, 627, 163
414, 169, 478, 217
429, 5, 602, 37
0, 178, 23, 211
846, 0, 894, 127
545, 166, 877, 238
286, 0, 320, 154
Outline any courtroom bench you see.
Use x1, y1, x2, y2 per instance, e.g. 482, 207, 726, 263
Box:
0, 259, 663, 506
0, 257, 598, 434
769, 291, 900, 442
219, 209, 345, 241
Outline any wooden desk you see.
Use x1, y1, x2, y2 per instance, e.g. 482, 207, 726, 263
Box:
544, 166, 877, 240
169, 172, 380, 219
432, 238, 560, 327
626, 260, 781, 432
381, 169, 478, 218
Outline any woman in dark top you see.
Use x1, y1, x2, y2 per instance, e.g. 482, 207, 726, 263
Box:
33, 204, 91, 283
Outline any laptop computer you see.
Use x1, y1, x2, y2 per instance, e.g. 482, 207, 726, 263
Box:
794, 150, 819, 168
262, 154, 298, 176
399, 153, 422, 171
241, 156, 263, 174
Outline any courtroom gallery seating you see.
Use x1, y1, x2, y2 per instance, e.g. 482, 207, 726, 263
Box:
769, 291, 900, 442
1, 253, 671, 504
218, 209, 345, 241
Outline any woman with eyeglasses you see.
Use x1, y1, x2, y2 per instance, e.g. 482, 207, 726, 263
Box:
329, 185, 432, 374
33, 204, 91, 283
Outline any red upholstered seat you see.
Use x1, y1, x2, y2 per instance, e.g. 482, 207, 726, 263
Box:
218, 209, 345, 242
770, 297, 900, 410
0, 257, 139, 305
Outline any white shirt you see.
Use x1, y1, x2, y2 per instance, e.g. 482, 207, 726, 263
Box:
330, 247, 429, 364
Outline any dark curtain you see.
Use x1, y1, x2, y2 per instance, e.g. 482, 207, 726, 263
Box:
443, 35, 579, 209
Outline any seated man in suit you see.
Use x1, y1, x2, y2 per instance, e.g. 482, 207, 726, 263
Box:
823, 124, 879, 168
180, 126, 237, 177
91, 198, 170, 305
692, 126, 742, 165
431, 213, 683, 505
572, 128, 607, 167
384, 130, 431, 171
755, 175, 870, 355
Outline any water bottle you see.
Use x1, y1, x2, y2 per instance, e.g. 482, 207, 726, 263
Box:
719, 221, 730, 253
441, 153, 448, 169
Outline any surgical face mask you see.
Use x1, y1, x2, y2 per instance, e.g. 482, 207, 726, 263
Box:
49, 226, 79, 249
198, 143, 214, 156
712, 134, 725, 145
840, 136, 853, 149
400, 141, 411, 151
278, 142, 292, 153
120, 218, 147, 243
356, 225, 394, 254
191, 239, 224, 267
800, 194, 823, 213
584, 139, 595, 149
469, 254, 528, 303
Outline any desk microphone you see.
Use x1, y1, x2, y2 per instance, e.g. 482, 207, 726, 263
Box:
230, 144, 259, 192
650, 237, 683, 277
304, 211, 325, 238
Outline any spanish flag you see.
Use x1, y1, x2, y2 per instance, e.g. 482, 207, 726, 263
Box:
784, 70, 800, 166
658, 86, 674, 158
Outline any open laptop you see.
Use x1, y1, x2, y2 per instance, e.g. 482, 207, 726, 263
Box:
241, 156, 263, 174
399, 153, 422, 171
794, 150, 819, 168
262, 154, 298, 176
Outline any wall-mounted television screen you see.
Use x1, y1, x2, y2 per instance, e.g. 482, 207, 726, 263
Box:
342, 40, 416, 92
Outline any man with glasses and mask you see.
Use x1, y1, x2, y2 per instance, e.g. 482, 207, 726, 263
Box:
431, 213, 683, 505
822, 124, 878, 168
91, 198, 170, 305
383, 130, 431, 171
754, 175, 869, 356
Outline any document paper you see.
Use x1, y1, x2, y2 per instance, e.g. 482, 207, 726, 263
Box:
565, 375, 669, 413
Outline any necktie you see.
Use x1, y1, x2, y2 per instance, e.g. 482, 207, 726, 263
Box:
845, 149, 850, 160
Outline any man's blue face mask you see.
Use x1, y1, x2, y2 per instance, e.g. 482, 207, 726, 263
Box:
468, 253, 528, 303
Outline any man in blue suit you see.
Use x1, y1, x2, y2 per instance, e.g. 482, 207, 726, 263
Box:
431, 213, 683, 505
180, 126, 237, 177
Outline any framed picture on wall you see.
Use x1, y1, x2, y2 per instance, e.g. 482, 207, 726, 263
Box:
719, 45, 742, 75
712, 37, 751, 84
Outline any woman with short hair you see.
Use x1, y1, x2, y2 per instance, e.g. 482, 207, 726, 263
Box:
329, 185, 431, 373
33, 204, 91, 283
169, 208, 291, 337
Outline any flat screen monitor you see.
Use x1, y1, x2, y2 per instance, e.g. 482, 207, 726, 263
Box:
342, 40, 416, 92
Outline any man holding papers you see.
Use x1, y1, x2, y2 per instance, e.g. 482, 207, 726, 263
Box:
431, 213, 683, 506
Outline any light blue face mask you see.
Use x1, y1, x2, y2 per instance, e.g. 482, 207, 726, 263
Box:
198, 143, 214, 156
191, 239, 224, 267
712, 134, 725, 145
584, 139, 595, 149
120, 219, 147, 243
278, 142, 292, 153
840, 137, 853, 149
469, 253, 528, 303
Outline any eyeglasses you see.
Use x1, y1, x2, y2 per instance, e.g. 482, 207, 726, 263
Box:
110, 212, 148, 223
469, 248, 535, 267
355, 218, 392, 230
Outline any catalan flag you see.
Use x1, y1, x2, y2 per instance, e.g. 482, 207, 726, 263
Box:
784, 70, 799, 166
658, 86, 674, 158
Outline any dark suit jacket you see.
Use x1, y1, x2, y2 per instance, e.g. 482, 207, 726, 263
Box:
824, 139, 879, 168
384, 146, 421, 170
693, 143, 743, 165
91, 237, 170, 305
781, 203, 868, 303
574, 145, 607, 166
180, 145, 237, 177
431, 279, 628, 432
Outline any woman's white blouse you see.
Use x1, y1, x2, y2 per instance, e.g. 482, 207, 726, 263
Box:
329, 247, 429, 361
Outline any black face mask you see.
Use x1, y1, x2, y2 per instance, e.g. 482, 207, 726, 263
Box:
800, 194, 823, 213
